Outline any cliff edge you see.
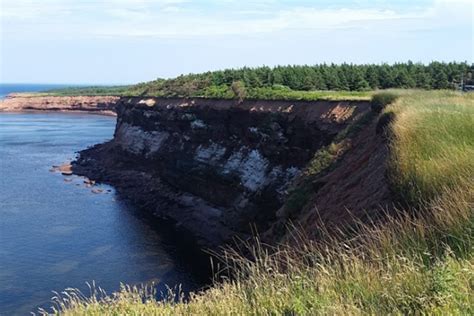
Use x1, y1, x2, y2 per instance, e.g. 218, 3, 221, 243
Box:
72, 97, 394, 248
0, 93, 119, 115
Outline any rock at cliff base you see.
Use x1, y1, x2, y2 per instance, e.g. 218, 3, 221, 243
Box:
58, 163, 73, 175
83, 178, 96, 186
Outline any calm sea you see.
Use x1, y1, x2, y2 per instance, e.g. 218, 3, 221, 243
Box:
0, 83, 82, 99
0, 92, 207, 314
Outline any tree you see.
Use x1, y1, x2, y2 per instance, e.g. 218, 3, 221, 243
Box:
272, 69, 284, 85
302, 75, 315, 91
414, 71, 432, 89
212, 71, 225, 86
432, 69, 450, 89
336, 68, 350, 90
365, 66, 380, 89
349, 67, 370, 91
394, 69, 416, 88
126, 61, 469, 97
222, 69, 235, 85
322, 66, 341, 90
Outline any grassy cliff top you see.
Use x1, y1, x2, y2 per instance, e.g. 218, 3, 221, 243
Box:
42, 90, 474, 315
18, 86, 373, 101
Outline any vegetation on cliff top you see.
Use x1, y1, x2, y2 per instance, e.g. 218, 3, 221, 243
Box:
42, 90, 474, 315
40, 62, 473, 101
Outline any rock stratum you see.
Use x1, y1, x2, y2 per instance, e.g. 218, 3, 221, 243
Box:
73, 97, 393, 248
0, 94, 119, 115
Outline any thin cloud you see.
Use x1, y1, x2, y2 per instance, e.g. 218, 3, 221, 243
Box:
95, 7, 434, 38
0, 0, 471, 40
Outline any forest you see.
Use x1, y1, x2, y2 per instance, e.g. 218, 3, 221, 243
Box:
47, 62, 474, 100
129, 61, 473, 99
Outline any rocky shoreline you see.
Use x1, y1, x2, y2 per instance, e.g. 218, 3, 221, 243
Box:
0, 93, 120, 115
73, 140, 243, 248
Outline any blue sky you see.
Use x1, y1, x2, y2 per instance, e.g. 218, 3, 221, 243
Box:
0, 0, 472, 84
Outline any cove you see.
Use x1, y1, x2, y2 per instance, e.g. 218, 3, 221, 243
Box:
0, 113, 206, 315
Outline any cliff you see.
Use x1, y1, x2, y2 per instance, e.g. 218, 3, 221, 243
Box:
0, 93, 119, 115
71, 97, 394, 248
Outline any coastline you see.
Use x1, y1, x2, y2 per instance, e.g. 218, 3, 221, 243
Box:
0, 93, 119, 116
71, 96, 375, 249
0, 109, 117, 116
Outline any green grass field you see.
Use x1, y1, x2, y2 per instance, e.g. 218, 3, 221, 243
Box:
41, 90, 474, 315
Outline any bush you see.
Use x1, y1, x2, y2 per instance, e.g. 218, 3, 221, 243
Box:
371, 92, 399, 112
231, 81, 247, 103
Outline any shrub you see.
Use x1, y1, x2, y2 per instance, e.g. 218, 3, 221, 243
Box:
231, 81, 247, 103
371, 92, 399, 112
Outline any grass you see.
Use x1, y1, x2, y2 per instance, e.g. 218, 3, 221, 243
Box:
44, 86, 133, 96
370, 91, 398, 112
12, 86, 373, 101
40, 90, 474, 315
387, 90, 474, 204
241, 87, 372, 101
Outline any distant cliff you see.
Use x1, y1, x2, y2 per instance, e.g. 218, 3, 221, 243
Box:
72, 97, 389, 248
0, 93, 119, 115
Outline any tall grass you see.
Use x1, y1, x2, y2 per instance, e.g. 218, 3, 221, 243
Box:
41, 197, 474, 315
387, 90, 474, 204
42, 90, 474, 315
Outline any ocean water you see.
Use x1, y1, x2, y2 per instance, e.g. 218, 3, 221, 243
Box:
0, 112, 206, 315
0, 83, 81, 99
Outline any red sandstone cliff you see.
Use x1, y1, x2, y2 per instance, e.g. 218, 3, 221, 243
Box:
0, 93, 120, 115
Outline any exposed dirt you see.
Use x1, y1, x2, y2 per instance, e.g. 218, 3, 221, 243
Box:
0, 94, 119, 115
120, 97, 370, 132
70, 97, 372, 248
268, 115, 396, 241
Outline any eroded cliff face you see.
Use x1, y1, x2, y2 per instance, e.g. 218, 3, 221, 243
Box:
0, 94, 119, 115
74, 97, 371, 247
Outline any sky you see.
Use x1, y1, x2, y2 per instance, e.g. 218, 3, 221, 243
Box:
0, 0, 472, 84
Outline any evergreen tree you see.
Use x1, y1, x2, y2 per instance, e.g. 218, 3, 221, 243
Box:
313, 69, 327, 90
394, 69, 416, 88
349, 67, 370, 91
133, 61, 471, 96
365, 66, 380, 89
272, 68, 284, 85
378, 65, 395, 89
415, 71, 432, 89
336, 68, 350, 90
432, 70, 450, 89
322, 66, 341, 90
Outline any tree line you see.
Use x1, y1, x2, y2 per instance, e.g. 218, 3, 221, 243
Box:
131, 61, 473, 98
